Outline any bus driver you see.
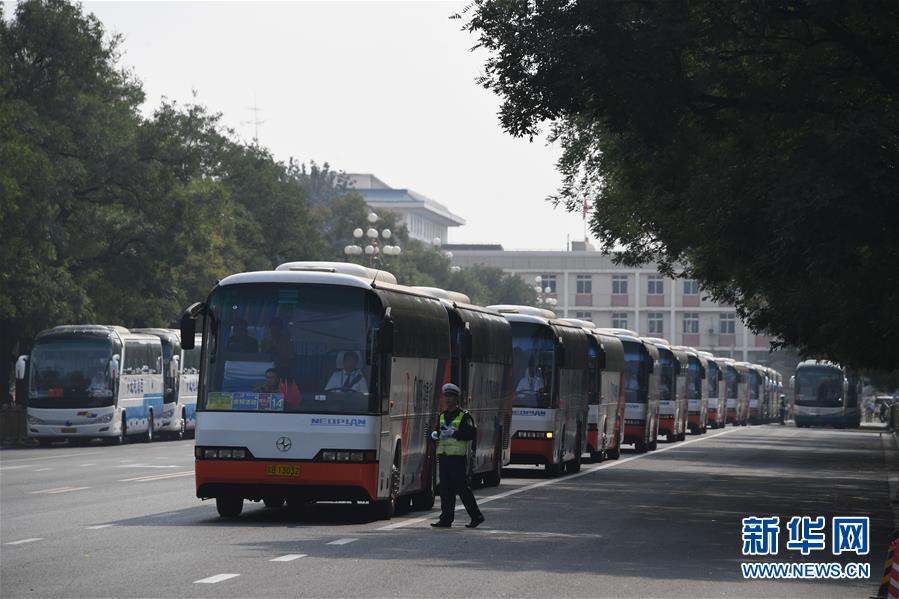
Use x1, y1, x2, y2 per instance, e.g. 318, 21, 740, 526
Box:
324, 351, 367, 393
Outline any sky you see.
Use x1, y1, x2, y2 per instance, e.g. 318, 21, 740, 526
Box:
74, 0, 593, 250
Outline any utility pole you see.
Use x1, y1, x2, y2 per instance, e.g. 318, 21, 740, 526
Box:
242, 97, 265, 144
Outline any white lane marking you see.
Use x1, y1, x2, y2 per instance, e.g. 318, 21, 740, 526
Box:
270, 554, 307, 562
79, 463, 96, 467
33, 468, 52, 472
5, 538, 43, 545
0, 452, 91, 464
326, 538, 358, 545
29, 486, 91, 495
116, 464, 179, 469
378, 426, 742, 531
194, 574, 240, 584
0, 465, 27, 471
86, 524, 114, 530
118, 470, 193, 482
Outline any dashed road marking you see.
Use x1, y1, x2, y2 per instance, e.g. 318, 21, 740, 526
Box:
0, 465, 27, 471
79, 463, 96, 467
0, 452, 91, 463
33, 468, 52, 472
270, 554, 307, 562
377, 426, 742, 531
30, 486, 91, 495
118, 470, 193, 482
86, 524, 114, 530
5, 538, 43, 545
326, 538, 358, 545
194, 574, 240, 584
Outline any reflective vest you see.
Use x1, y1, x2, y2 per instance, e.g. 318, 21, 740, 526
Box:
436, 411, 467, 456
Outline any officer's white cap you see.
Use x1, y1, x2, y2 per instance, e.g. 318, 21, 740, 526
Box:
442, 383, 461, 397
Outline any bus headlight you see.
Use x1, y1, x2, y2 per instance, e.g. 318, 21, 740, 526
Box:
97, 413, 114, 423
195, 446, 252, 460
318, 449, 375, 462
27, 415, 45, 425
515, 431, 553, 440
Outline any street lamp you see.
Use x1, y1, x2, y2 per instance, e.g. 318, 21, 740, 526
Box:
345, 211, 400, 267
534, 275, 558, 310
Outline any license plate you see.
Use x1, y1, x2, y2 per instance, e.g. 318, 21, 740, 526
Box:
61, 427, 77, 434
265, 464, 300, 477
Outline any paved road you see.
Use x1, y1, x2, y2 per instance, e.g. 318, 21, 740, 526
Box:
1, 425, 895, 598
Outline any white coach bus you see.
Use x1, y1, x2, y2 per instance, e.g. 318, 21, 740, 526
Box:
17, 325, 164, 445
183, 262, 453, 519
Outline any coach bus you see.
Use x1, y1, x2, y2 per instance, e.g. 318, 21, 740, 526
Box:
133, 329, 203, 439
599, 330, 659, 453
720, 358, 741, 425
488, 306, 590, 476
747, 364, 766, 424
559, 320, 626, 462
791, 360, 861, 428
184, 261, 452, 519
16, 325, 164, 445
698, 352, 724, 428
675, 345, 707, 435
415, 287, 513, 488
732, 362, 753, 426
644, 338, 686, 443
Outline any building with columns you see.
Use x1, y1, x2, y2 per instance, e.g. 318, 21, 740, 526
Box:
446, 242, 788, 367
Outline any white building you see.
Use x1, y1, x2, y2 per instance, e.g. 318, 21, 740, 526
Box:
347, 174, 465, 244
446, 241, 785, 366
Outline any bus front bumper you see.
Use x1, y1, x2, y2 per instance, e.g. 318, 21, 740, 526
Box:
27, 422, 118, 438
510, 438, 554, 465
195, 460, 379, 502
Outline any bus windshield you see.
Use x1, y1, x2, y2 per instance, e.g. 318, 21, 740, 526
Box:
749, 370, 762, 400
687, 357, 703, 400
725, 366, 739, 398
29, 338, 115, 409
511, 323, 555, 408
706, 362, 719, 399
622, 340, 650, 404
795, 367, 844, 407
201, 284, 381, 415
658, 350, 674, 402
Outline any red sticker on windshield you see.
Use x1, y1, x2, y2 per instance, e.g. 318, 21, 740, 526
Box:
48, 388, 64, 397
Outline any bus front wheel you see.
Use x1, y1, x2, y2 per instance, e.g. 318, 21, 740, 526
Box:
216, 496, 243, 518
144, 413, 155, 443
606, 446, 620, 460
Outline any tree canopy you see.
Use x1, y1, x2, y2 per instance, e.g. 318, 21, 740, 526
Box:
465, 0, 898, 370
0, 0, 535, 391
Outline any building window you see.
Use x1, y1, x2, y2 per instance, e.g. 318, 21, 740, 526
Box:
683, 279, 700, 295
612, 313, 628, 329
576, 275, 592, 294
720, 312, 736, 334
647, 275, 665, 295
648, 313, 664, 335
575, 311, 593, 321
683, 313, 699, 334
539, 274, 557, 293
612, 275, 628, 295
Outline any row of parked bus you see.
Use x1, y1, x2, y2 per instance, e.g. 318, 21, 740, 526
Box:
15, 326, 202, 445
16, 262, 790, 520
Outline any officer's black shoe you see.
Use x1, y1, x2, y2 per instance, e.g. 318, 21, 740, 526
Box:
465, 516, 485, 529
430, 521, 452, 528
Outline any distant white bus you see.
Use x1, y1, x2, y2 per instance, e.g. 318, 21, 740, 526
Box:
791, 360, 861, 428
133, 328, 202, 439
17, 325, 165, 445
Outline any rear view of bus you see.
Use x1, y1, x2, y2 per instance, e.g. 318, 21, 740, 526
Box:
792, 360, 860, 428
185, 262, 449, 519
592, 331, 626, 461
747, 365, 765, 424
676, 346, 707, 435
720, 358, 740, 425
491, 306, 590, 476
646, 338, 686, 443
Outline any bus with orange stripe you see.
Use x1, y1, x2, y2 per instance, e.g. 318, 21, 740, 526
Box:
182, 262, 455, 519
489, 306, 590, 476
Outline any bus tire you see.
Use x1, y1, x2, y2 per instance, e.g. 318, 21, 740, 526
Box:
483, 437, 503, 487
263, 497, 285, 509
606, 446, 620, 460
144, 412, 155, 443
373, 459, 400, 520
106, 415, 127, 445
634, 439, 647, 454
412, 456, 437, 510
216, 496, 243, 518
647, 438, 658, 451
567, 432, 582, 473
176, 410, 186, 441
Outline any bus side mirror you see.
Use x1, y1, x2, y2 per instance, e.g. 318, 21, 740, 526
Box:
377, 319, 394, 355
180, 302, 206, 349
108, 356, 120, 380
462, 325, 473, 359
171, 355, 180, 379
15, 355, 28, 380
555, 338, 565, 367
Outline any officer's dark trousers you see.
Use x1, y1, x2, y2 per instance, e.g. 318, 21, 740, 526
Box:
438, 456, 482, 523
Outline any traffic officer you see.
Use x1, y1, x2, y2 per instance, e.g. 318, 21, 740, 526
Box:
430, 383, 485, 528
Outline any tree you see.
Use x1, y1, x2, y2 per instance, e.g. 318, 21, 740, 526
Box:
465, 0, 898, 369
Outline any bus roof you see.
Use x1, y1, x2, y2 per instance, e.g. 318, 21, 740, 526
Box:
486, 304, 556, 319
411, 286, 471, 304
275, 261, 397, 285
